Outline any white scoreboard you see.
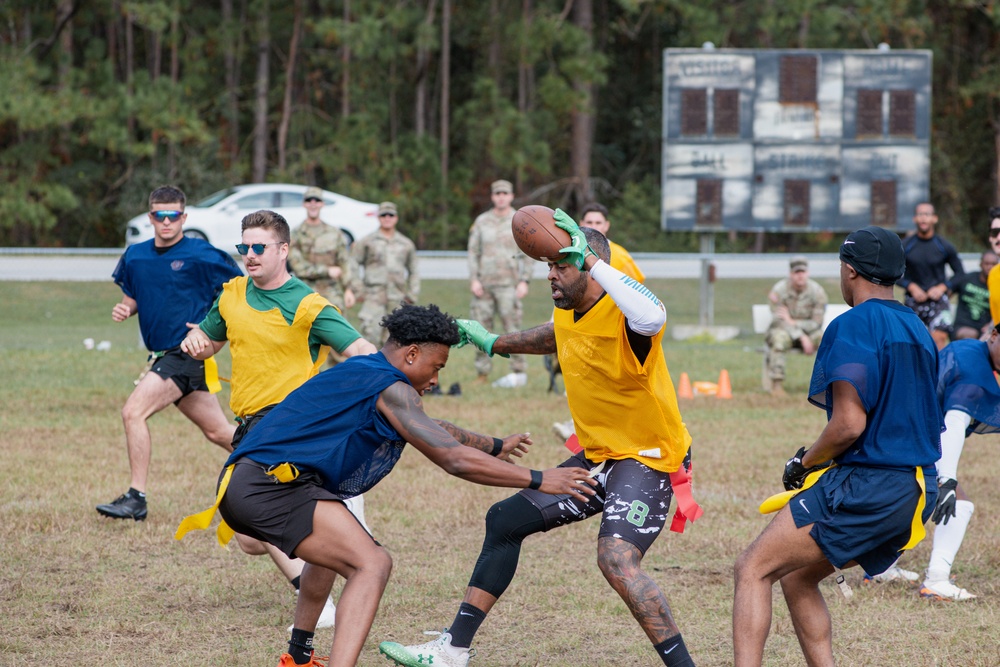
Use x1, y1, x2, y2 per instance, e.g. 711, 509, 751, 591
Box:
662, 48, 932, 232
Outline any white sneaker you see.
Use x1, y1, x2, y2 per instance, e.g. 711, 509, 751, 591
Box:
551, 420, 575, 440
864, 565, 920, 584
379, 631, 472, 667
492, 372, 527, 388
288, 594, 336, 632
920, 579, 977, 601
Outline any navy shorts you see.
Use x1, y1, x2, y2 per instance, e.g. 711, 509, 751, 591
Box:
149, 347, 209, 400
218, 458, 369, 559
789, 465, 938, 576
518, 451, 674, 555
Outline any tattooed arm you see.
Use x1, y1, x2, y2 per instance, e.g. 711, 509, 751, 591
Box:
376, 381, 594, 500
434, 419, 531, 461
493, 322, 557, 356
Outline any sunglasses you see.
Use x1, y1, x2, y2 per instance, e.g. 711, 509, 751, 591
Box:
379, 213, 397, 218
235, 243, 281, 255
990, 228, 1000, 238
304, 197, 322, 203
151, 210, 183, 222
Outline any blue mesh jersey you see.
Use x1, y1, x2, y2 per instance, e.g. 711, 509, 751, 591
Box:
225, 352, 411, 497
112, 237, 242, 352
808, 299, 942, 469
937, 339, 1000, 436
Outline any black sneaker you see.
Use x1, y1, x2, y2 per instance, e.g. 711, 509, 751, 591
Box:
96, 491, 148, 521
447, 383, 462, 396
426, 384, 443, 395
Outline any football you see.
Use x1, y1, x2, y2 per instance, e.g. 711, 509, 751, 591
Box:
511, 205, 571, 262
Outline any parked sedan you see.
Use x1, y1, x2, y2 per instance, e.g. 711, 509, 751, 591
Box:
124, 183, 379, 250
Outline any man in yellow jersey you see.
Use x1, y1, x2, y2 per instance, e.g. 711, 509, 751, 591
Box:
380, 215, 700, 667
181, 209, 376, 633
985, 208, 1000, 326
552, 201, 645, 437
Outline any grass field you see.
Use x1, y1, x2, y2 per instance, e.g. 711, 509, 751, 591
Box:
2, 277, 999, 666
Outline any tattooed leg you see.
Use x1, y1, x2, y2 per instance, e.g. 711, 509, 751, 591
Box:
597, 536, 681, 644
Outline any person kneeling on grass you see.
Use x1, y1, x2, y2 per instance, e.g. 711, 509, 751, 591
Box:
175, 304, 597, 667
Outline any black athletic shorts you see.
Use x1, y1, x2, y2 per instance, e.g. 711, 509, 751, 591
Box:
149, 347, 209, 401
518, 451, 674, 555
218, 457, 369, 559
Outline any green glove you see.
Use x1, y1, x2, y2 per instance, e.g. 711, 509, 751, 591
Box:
553, 208, 598, 270
454, 319, 509, 358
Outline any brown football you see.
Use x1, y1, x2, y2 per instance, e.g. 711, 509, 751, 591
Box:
511, 205, 570, 262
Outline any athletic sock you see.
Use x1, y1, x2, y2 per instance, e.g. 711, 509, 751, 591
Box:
926, 500, 974, 583
288, 628, 315, 665
290, 575, 301, 591
654, 633, 694, 666
447, 602, 487, 649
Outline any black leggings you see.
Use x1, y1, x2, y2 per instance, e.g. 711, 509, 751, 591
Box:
467, 494, 545, 598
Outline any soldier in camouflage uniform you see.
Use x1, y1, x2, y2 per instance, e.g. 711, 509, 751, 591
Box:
765, 256, 828, 395
351, 201, 419, 345
467, 179, 534, 387
288, 186, 356, 311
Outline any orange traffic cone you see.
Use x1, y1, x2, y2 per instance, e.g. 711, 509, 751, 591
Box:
717, 369, 732, 399
677, 372, 693, 399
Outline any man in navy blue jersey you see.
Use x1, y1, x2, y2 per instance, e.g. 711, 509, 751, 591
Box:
96, 185, 243, 521
733, 226, 941, 666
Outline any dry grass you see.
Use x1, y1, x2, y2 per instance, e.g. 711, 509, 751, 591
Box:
1, 280, 998, 666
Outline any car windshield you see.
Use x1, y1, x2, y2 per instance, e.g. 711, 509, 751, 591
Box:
194, 188, 238, 208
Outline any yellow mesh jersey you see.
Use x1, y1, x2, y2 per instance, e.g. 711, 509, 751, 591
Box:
609, 240, 645, 282
219, 277, 332, 417
554, 295, 691, 473
989, 264, 1000, 326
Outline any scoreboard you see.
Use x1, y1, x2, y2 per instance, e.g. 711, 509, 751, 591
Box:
661, 47, 932, 232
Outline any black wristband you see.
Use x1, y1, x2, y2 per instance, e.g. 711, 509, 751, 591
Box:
528, 470, 543, 490
491, 437, 504, 457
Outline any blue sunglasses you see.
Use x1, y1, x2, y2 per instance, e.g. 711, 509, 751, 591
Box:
151, 210, 183, 222
235, 243, 281, 255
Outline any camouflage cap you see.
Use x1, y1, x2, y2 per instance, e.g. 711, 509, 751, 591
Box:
303, 186, 323, 201
789, 255, 809, 272
491, 179, 513, 194
378, 201, 398, 215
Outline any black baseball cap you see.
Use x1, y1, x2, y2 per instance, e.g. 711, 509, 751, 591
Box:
839, 226, 905, 286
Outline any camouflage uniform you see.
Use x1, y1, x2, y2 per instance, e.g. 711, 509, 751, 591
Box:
765, 278, 828, 381
288, 221, 354, 309
351, 230, 419, 345
468, 208, 533, 376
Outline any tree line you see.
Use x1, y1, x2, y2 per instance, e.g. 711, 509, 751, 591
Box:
2, 0, 998, 252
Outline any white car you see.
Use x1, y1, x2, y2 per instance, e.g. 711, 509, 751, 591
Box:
124, 183, 380, 250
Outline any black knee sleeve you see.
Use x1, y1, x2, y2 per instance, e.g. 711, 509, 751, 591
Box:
468, 494, 545, 597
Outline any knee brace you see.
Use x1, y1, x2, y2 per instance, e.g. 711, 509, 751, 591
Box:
468, 494, 545, 597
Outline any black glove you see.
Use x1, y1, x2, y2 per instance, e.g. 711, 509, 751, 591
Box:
931, 477, 958, 525
782, 447, 830, 491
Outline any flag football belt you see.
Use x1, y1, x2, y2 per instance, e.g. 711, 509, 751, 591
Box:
175, 461, 303, 547
132, 348, 222, 393
668, 464, 703, 533
758, 465, 927, 553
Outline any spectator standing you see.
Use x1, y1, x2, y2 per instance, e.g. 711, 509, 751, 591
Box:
96, 185, 242, 521
351, 202, 419, 346
288, 186, 356, 312
897, 202, 965, 349
764, 256, 828, 396
467, 179, 533, 388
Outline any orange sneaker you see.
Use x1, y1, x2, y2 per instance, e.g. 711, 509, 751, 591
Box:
277, 652, 329, 666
